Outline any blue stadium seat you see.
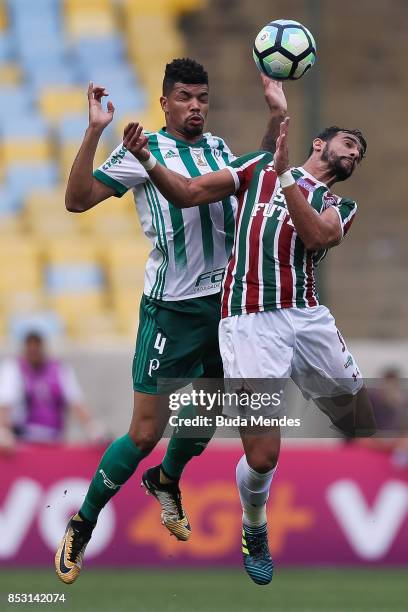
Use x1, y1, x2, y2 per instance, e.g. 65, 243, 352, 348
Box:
46, 263, 105, 294
0, 87, 34, 116
57, 114, 89, 142
5, 162, 59, 196
72, 36, 125, 67
0, 33, 14, 62
28, 65, 79, 92
79, 64, 139, 89
0, 188, 22, 215
0, 114, 49, 138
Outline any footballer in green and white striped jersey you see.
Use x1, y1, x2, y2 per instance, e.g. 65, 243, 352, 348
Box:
94, 128, 236, 301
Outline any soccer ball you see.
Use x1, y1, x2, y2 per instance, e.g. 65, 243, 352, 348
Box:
253, 19, 316, 80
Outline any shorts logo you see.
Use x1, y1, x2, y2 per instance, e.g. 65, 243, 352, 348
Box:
148, 359, 160, 377
99, 469, 120, 490
344, 355, 353, 369
154, 332, 167, 355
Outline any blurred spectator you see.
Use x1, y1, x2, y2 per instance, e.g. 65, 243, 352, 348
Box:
359, 368, 408, 467
0, 331, 105, 451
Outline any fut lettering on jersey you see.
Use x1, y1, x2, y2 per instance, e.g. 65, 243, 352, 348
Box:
222, 155, 357, 318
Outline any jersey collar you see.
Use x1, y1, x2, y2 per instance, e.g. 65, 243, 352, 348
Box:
296, 166, 328, 188
159, 128, 208, 148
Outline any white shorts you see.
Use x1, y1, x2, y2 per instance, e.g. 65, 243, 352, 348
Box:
219, 306, 363, 407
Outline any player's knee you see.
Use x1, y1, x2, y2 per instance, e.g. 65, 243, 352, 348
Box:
128, 428, 159, 453
246, 451, 278, 474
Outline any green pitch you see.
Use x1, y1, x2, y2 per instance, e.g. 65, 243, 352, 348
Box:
0, 568, 406, 612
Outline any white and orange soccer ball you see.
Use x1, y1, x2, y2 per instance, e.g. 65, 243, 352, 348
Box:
253, 19, 317, 80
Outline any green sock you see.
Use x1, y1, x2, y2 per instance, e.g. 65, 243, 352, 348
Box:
80, 433, 147, 523
161, 403, 216, 481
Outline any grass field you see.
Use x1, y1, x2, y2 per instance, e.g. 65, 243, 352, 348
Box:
0, 568, 406, 612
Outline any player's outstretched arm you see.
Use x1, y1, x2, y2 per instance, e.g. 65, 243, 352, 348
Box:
259, 75, 288, 153
123, 122, 236, 208
65, 83, 117, 213
275, 118, 342, 250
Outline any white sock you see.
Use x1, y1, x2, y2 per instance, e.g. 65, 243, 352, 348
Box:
236, 454, 277, 527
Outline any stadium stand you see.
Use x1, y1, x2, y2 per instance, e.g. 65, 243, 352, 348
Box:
0, 0, 204, 341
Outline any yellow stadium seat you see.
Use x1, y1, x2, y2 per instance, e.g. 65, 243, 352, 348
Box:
0, 215, 25, 236
24, 188, 84, 237
0, 259, 42, 293
112, 289, 143, 335
64, 1, 116, 39
1, 289, 46, 317
59, 141, 109, 183
122, 0, 205, 16
43, 240, 101, 264
1, 139, 51, 164
39, 87, 87, 124
0, 2, 7, 30
62, 308, 119, 339
24, 187, 66, 215
0, 63, 21, 86
65, 0, 111, 10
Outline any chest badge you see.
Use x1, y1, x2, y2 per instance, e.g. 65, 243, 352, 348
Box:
191, 149, 207, 167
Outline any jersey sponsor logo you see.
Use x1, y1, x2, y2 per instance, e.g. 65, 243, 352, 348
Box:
297, 177, 318, 192
164, 149, 178, 159
195, 267, 225, 287
191, 149, 208, 167
102, 146, 127, 170
148, 359, 160, 377
99, 469, 120, 490
153, 332, 167, 355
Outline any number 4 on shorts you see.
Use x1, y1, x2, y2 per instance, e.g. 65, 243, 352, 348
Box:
154, 332, 167, 355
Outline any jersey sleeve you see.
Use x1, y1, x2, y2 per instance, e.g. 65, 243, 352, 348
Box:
93, 142, 148, 197
226, 151, 272, 194
331, 198, 357, 240
219, 138, 237, 162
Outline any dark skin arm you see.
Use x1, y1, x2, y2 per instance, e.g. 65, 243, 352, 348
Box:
274, 117, 343, 251
65, 83, 116, 212
123, 122, 237, 208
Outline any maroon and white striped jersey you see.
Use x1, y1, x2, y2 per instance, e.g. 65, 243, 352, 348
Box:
222, 151, 357, 318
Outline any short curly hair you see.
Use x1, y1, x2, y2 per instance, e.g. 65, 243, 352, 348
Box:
309, 126, 367, 160
163, 58, 209, 95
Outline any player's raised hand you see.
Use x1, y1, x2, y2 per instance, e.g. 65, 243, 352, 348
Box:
123, 122, 150, 162
261, 74, 287, 115
273, 116, 291, 176
88, 82, 115, 130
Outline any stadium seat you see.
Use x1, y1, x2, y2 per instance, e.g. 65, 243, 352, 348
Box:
112, 289, 143, 336
4, 163, 59, 198
24, 188, 83, 237
0, 87, 34, 116
0, 63, 21, 86
64, 0, 116, 39
38, 86, 87, 124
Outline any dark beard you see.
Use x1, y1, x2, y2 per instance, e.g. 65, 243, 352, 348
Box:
321, 147, 354, 182
182, 123, 203, 138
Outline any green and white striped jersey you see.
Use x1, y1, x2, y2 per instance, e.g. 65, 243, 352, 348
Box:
94, 129, 236, 301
